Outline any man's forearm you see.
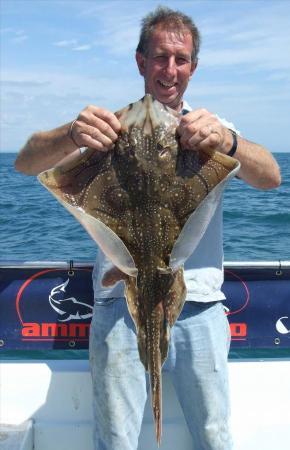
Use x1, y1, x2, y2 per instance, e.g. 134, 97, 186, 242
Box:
15, 105, 121, 176
14, 122, 78, 175
225, 132, 281, 190
178, 109, 281, 191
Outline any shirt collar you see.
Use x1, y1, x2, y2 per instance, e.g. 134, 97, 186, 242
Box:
181, 100, 192, 115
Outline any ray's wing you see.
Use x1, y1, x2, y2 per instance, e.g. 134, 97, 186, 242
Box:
38, 147, 137, 277
169, 149, 240, 270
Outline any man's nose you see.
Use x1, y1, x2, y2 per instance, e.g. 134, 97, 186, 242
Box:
164, 57, 177, 76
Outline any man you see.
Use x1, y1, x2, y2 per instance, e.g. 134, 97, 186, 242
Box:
15, 6, 280, 450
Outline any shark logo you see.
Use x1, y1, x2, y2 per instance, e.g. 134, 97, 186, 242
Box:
49, 278, 93, 322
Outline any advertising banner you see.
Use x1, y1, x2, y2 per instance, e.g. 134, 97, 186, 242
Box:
0, 263, 289, 351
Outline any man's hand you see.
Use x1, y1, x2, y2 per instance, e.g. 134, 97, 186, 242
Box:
177, 108, 231, 153
70, 105, 121, 151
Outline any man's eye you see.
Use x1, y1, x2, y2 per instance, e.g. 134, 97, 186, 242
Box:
177, 57, 188, 64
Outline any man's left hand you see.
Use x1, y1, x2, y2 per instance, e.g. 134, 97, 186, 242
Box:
177, 108, 231, 153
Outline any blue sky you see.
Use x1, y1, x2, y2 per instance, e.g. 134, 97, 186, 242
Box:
1, 0, 290, 153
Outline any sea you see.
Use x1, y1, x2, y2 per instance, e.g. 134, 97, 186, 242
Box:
0, 152, 290, 263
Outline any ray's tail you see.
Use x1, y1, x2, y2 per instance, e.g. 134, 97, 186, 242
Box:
135, 308, 172, 446
148, 337, 163, 446
132, 274, 173, 446
148, 313, 171, 446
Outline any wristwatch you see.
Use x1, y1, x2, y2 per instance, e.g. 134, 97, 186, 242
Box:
227, 129, 238, 157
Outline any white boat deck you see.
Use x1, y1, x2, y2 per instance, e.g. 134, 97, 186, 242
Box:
1, 358, 290, 450
0, 421, 33, 450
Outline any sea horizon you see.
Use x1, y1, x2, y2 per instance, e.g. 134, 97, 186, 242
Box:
1, 152, 289, 262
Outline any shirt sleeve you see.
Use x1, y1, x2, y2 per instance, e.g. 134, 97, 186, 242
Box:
215, 115, 241, 136
182, 100, 241, 136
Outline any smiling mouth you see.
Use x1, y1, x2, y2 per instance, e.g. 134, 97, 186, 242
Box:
158, 80, 177, 89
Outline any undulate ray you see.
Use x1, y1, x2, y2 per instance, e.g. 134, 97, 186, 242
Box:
38, 94, 240, 444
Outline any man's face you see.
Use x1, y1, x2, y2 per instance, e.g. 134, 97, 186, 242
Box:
136, 25, 197, 112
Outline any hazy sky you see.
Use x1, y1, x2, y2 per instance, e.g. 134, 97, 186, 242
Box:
1, 0, 290, 152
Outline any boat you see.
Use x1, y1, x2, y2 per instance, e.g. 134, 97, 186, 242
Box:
1, 260, 290, 449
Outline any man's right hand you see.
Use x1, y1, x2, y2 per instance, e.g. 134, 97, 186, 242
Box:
70, 105, 121, 151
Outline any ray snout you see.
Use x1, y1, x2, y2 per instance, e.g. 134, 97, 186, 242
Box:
116, 94, 179, 135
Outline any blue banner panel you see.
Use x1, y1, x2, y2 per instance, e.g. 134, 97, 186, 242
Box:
223, 267, 290, 348
0, 264, 289, 351
0, 266, 93, 350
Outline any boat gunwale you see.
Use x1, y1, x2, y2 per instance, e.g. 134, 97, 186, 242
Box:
0, 260, 290, 269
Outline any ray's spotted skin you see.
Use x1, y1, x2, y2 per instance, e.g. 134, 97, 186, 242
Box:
38, 94, 239, 445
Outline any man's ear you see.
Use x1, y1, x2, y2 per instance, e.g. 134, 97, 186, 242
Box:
136, 51, 146, 76
189, 59, 198, 78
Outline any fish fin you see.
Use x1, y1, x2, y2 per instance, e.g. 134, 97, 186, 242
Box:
101, 266, 128, 287
170, 161, 240, 270
137, 328, 148, 371
160, 320, 170, 365
38, 151, 138, 278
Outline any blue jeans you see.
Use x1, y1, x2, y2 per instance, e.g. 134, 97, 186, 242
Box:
89, 298, 232, 450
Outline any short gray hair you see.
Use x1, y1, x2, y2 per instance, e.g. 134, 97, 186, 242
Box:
136, 6, 201, 62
